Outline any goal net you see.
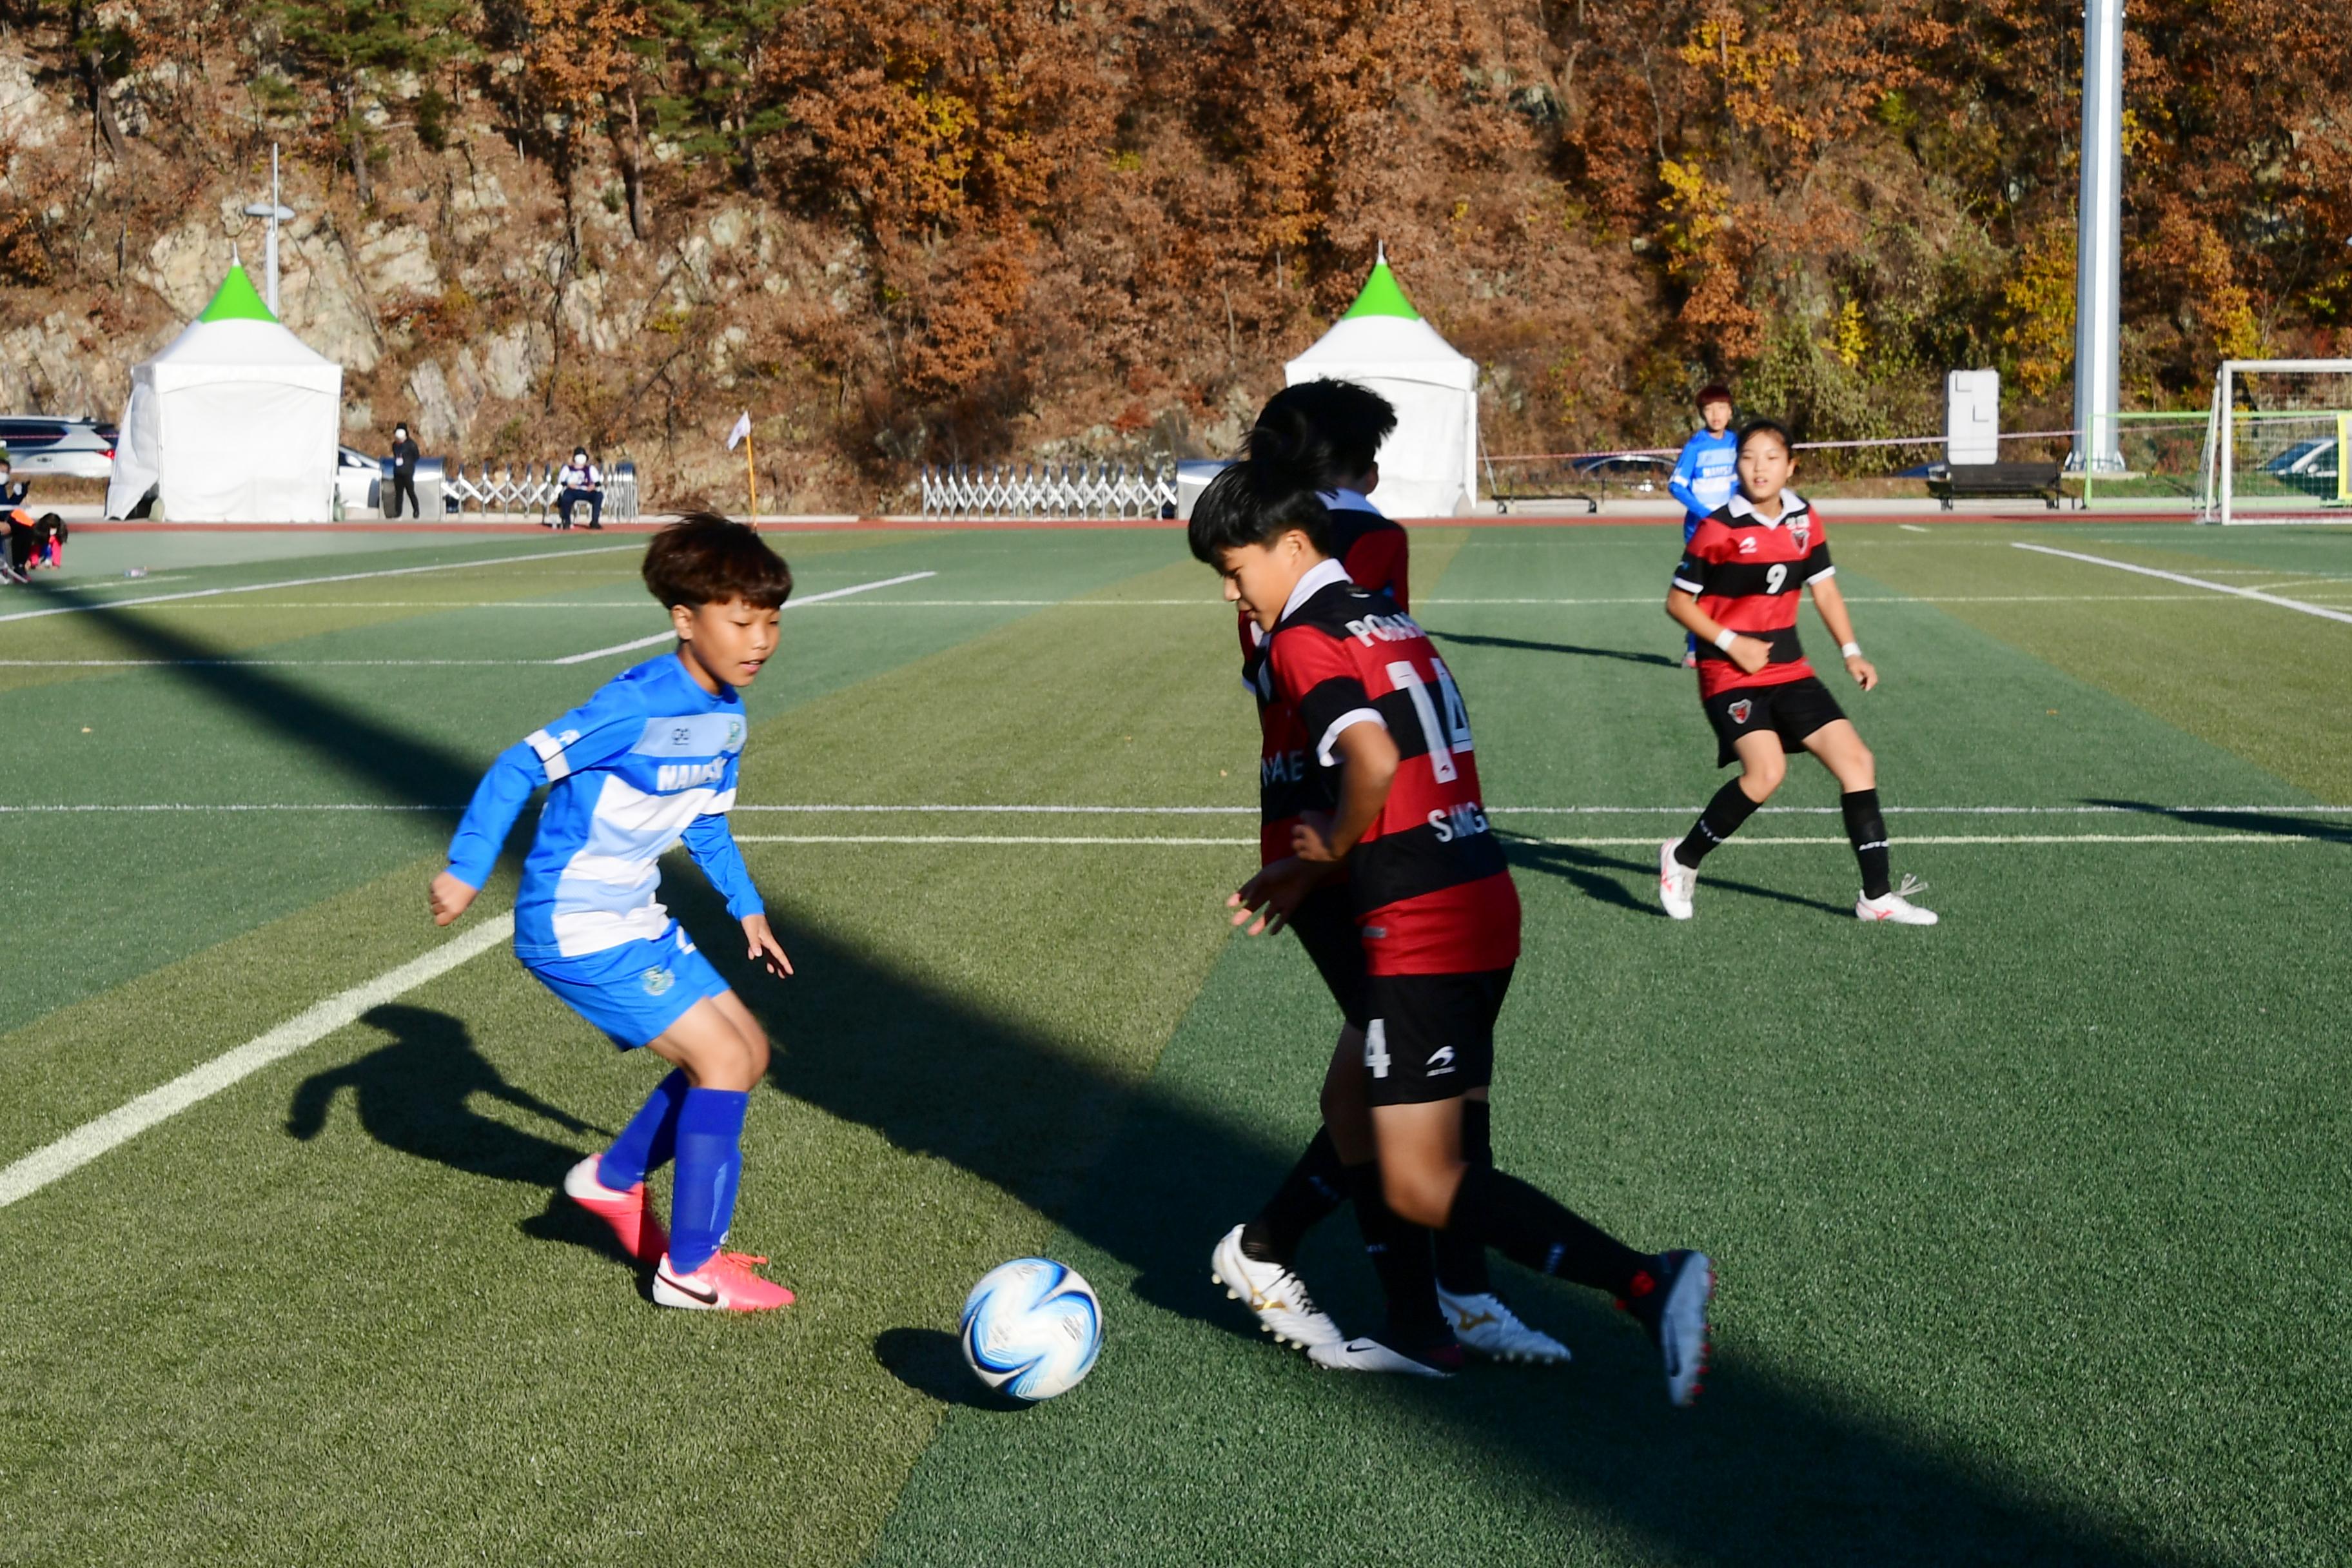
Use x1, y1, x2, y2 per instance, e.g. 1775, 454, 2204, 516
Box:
2197, 360, 2352, 524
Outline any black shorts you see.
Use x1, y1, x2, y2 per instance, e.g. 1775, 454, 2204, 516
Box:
1289, 883, 1371, 1030
1703, 676, 1847, 768
1362, 966, 1513, 1107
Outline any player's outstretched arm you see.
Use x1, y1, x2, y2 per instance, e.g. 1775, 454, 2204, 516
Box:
434, 741, 549, 924
683, 811, 792, 978
1807, 577, 1877, 690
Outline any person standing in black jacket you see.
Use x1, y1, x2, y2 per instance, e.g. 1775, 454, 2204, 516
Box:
387, 423, 421, 518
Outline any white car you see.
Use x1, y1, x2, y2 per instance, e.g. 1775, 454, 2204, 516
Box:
0, 416, 117, 479
335, 445, 387, 514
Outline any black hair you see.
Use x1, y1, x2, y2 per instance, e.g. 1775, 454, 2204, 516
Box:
642, 511, 794, 609
1186, 401, 1347, 564
1254, 378, 1396, 480
1736, 417, 1796, 458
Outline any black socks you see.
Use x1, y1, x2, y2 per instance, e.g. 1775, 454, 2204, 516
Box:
1433, 1100, 1493, 1296
1842, 787, 1892, 899
1347, 1161, 1449, 1346
1445, 1163, 1651, 1300
1241, 1126, 1348, 1265
1676, 778, 1763, 868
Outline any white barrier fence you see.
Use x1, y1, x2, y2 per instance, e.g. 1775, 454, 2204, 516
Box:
919, 460, 1176, 519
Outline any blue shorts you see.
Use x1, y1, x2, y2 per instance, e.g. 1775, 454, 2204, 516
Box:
524, 923, 732, 1050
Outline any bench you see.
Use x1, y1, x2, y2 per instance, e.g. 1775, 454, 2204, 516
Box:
1926, 461, 2064, 510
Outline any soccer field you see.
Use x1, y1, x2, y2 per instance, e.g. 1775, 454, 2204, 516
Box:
1, 518, 2346, 1566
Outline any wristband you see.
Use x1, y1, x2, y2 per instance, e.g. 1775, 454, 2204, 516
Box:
1839, 641, 1862, 658
1712, 628, 1738, 652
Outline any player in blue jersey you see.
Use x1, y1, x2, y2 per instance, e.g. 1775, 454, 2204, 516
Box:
429, 513, 798, 1311
1669, 384, 1740, 667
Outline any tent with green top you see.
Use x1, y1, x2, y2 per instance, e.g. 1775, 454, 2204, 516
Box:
1282, 246, 1480, 517
106, 256, 344, 520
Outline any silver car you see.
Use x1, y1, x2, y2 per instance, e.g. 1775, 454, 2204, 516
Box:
0, 416, 117, 480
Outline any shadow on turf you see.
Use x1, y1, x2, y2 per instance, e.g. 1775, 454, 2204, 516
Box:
284, 1004, 630, 1268
874, 1328, 1034, 1413
88, 593, 2185, 1568
2082, 798, 2352, 845
1500, 834, 1853, 921
1427, 627, 1683, 669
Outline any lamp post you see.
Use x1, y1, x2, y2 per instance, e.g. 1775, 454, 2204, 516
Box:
2069, 0, 2125, 471
242, 143, 297, 317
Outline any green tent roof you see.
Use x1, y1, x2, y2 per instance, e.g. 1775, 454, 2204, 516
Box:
199, 259, 278, 324
1339, 246, 1420, 321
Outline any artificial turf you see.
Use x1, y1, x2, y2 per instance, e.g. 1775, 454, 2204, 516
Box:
0, 518, 2345, 1565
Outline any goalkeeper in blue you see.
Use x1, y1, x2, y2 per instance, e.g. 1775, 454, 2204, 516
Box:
429, 513, 798, 1311
1669, 383, 1740, 666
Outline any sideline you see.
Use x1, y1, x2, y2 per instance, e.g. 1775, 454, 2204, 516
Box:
2011, 543, 2352, 626
0, 914, 515, 1211
0, 545, 640, 624
732, 831, 2321, 847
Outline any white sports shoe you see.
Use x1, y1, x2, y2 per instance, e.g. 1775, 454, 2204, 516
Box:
1210, 1224, 1342, 1350
1658, 839, 1697, 921
1438, 1288, 1571, 1364
1856, 874, 1939, 925
1308, 1336, 1459, 1378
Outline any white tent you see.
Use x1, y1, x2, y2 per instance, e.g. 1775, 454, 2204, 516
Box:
106, 260, 342, 521
1284, 248, 1478, 518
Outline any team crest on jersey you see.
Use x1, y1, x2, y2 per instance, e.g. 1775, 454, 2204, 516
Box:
641, 966, 675, 996
1727, 698, 1754, 725
1790, 518, 1810, 549
725, 716, 745, 746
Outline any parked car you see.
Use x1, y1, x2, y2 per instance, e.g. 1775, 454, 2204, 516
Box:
2260, 436, 2340, 498
1568, 453, 1674, 492
334, 445, 387, 514
0, 416, 117, 479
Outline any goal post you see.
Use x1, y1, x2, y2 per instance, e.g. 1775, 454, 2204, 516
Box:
2199, 359, 2352, 524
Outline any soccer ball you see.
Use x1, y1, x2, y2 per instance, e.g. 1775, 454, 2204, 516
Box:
959, 1257, 1103, 1402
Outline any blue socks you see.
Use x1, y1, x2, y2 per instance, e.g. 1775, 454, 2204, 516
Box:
597, 1069, 689, 1191
668, 1088, 749, 1273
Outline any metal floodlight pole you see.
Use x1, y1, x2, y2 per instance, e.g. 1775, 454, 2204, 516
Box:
2070, 0, 2126, 472
241, 143, 297, 315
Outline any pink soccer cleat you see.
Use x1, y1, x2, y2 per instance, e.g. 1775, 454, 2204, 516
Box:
564, 1155, 669, 1264
652, 1250, 797, 1311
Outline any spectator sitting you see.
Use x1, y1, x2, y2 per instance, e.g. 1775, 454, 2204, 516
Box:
1, 455, 28, 511
553, 447, 603, 530
5, 508, 65, 583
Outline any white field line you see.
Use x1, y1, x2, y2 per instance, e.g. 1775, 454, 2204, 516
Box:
3, 801, 2347, 818
545, 571, 939, 664
0, 914, 514, 1211
0, 545, 640, 624
1899, 525, 1932, 533
734, 831, 2315, 847
2011, 543, 2352, 625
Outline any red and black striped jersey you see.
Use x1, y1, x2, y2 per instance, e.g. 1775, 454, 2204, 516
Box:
1242, 505, 1409, 865
1672, 491, 1834, 698
1265, 569, 1519, 976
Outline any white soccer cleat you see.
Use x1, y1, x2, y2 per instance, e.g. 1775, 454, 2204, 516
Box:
1623, 1250, 1713, 1407
1658, 840, 1697, 921
1307, 1336, 1460, 1378
1210, 1224, 1342, 1351
1856, 874, 1939, 925
1438, 1288, 1571, 1364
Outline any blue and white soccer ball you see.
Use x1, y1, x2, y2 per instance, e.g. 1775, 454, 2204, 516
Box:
959, 1257, 1103, 1402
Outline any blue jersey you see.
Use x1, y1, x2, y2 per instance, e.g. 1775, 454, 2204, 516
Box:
1671, 428, 1740, 532
446, 655, 763, 962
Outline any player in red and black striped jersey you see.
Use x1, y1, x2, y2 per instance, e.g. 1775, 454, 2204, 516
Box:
1215, 384, 1565, 1364
1660, 418, 1937, 925
1192, 412, 1715, 1404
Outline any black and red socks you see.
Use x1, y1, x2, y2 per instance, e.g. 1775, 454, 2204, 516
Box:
1240, 1126, 1348, 1266
1433, 1099, 1494, 1297
1346, 1161, 1453, 1353
1841, 787, 1892, 899
1444, 1163, 1651, 1300
1675, 778, 1763, 869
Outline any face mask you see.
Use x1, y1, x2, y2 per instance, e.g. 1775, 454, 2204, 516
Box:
574, 453, 587, 464
395, 428, 407, 439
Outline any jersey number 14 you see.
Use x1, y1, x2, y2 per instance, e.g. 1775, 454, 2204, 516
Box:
1386, 659, 1474, 783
